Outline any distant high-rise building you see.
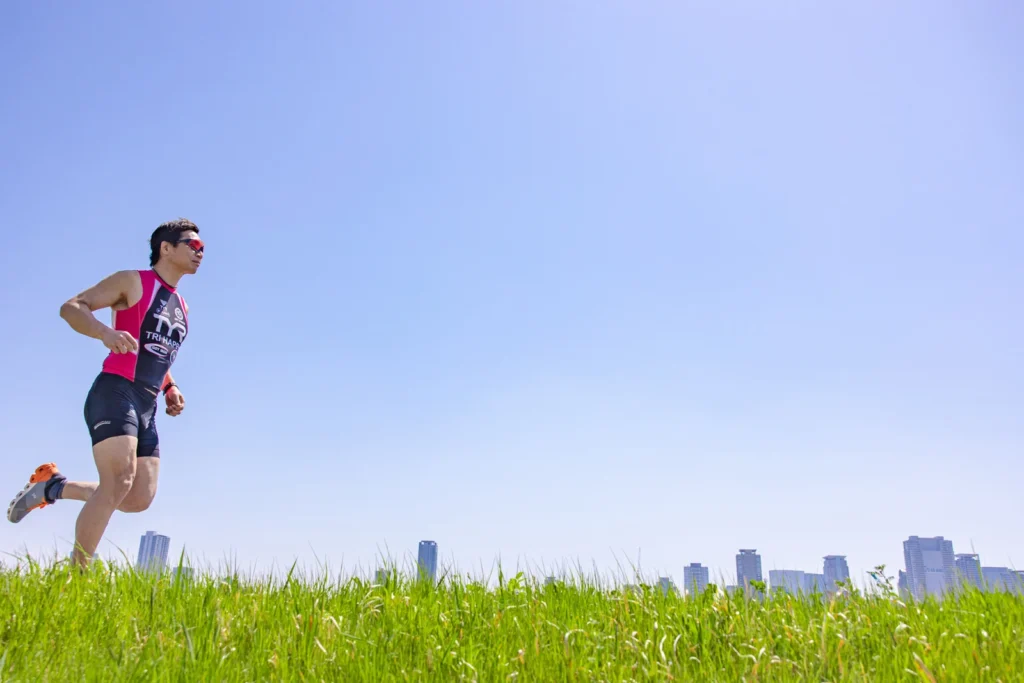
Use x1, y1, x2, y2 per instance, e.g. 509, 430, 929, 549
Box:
544, 576, 557, 586
375, 569, 388, 584
417, 540, 438, 582
954, 554, 982, 590
736, 549, 762, 589
769, 570, 806, 595
804, 573, 827, 594
137, 531, 170, 572
683, 563, 709, 596
897, 570, 910, 598
903, 536, 955, 600
658, 577, 675, 596
823, 556, 850, 592
981, 567, 1017, 593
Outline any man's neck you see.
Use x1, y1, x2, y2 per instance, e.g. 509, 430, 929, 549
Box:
152, 263, 184, 288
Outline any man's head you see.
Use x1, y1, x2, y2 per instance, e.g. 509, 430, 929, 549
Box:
149, 218, 203, 275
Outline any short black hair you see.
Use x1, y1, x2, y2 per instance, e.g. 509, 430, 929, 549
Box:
149, 218, 199, 266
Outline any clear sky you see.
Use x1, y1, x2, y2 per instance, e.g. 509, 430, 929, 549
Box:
2, 2, 1021, 586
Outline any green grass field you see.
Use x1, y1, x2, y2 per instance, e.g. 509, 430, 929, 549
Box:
2, 558, 1023, 681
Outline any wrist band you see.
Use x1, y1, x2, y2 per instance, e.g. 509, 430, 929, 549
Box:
162, 382, 177, 395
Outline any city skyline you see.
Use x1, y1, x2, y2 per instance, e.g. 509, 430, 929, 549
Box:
60, 532, 1024, 596
31, 528, 1021, 601
381, 538, 1022, 597
901, 538, 1024, 599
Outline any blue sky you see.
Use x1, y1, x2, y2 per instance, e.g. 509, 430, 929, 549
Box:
2, 1, 1021, 586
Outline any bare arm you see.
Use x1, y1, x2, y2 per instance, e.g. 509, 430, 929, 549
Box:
60, 271, 140, 352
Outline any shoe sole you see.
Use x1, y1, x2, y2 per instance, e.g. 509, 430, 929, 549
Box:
7, 462, 60, 523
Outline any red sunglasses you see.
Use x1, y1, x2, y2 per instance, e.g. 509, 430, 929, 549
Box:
175, 236, 205, 254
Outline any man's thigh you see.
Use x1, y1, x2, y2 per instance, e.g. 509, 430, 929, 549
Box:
92, 435, 138, 488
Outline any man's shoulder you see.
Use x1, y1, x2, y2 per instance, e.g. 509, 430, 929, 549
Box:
113, 269, 146, 305
108, 268, 145, 281
90, 269, 144, 292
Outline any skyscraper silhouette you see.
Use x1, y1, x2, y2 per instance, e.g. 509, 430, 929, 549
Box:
823, 555, 850, 592
736, 549, 762, 589
903, 536, 955, 600
683, 563, 709, 596
954, 554, 982, 590
417, 540, 438, 582
137, 531, 170, 572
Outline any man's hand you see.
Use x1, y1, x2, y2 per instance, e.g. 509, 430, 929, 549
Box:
165, 387, 185, 416
102, 328, 139, 354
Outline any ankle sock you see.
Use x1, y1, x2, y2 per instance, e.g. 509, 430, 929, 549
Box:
44, 475, 67, 504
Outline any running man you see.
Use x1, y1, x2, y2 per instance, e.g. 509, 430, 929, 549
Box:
6, 219, 204, 568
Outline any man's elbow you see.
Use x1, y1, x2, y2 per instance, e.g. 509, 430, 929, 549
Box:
59, 300, 77, 320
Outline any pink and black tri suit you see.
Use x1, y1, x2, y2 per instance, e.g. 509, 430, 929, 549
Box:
83, 270, 189, 457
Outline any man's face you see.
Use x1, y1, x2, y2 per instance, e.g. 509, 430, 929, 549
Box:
166, 231, 204, 274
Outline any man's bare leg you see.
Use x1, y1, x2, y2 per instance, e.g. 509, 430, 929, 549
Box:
71, 435, 137, 568
60, 458, 159, 512
116, 457, 159, 513
9, 454, 160, 565
60, 481, 96, 502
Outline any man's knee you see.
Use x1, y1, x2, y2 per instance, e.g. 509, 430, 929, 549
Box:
112, 465, 136, 494
119, 456, 159, 513
117, 496, 152, 513
118, 485, 155, 513
99, 472, 135, 507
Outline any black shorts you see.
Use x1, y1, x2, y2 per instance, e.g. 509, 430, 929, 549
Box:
83, 372, 161, 457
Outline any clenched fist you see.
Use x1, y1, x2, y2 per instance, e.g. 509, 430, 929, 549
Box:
102, 329, 138, 354
165, 387, 185, 416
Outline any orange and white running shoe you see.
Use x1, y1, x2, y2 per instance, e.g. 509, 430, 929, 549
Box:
7, 463, 64, 523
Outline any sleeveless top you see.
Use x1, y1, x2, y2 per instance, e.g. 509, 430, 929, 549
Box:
101, 270, 189, 392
